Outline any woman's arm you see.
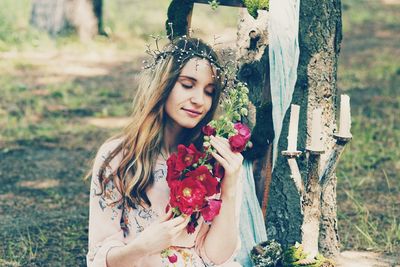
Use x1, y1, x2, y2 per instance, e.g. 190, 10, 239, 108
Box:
106, 212, 190, 267
88, 140, 190, 267
201, 135, 243, 264
87, 140, 130, 267
106, 241, 147, 267
88, 139, 155, 267
203, 186, 241, 264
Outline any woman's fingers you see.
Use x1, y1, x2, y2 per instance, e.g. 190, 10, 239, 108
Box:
210, 150, 229, 170
164, 215, 186, 227
159, 208, 173, 222
210, 136, 234, 161
172, 216, 191, 233
210, 136, 243, 165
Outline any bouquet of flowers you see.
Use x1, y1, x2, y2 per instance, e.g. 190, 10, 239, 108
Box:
165, 81, 252, 233
162, 81, 252, 263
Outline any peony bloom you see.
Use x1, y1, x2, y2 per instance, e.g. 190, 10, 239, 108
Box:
234, 123, 251, 141
176, 144, 204, 170
185, 165, 219, 197
186, 220, 197, 234
201, 199, 222, 221
166, 153, 182, 186
229, 134, 247, 153
170, 178, 207, 215
213, 162, 225, 179
202, 125, 217, 136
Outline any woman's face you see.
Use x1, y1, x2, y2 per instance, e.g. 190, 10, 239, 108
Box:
165, 57, 216, 130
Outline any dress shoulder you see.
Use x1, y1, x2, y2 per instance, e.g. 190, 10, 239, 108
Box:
94, 137, 125, 173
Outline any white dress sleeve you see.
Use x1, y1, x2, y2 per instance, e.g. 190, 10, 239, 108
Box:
86, 141, 126, 267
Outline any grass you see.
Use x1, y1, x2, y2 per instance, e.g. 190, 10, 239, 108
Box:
0, 0, 399, 265
336, 0, 400, 256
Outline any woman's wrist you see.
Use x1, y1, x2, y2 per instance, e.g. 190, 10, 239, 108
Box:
127, 238, 149, 257
107, 239, 148, 267
220, 176, 239, 198
220, 186, 237, 200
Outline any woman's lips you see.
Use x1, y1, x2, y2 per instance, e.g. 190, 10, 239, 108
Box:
182, 108, 202, 117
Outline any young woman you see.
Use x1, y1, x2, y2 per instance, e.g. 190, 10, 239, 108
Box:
87, 38, 243, 267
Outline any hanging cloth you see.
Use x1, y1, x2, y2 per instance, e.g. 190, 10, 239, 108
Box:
236, 160, 268, 266
269, 0, 301, 168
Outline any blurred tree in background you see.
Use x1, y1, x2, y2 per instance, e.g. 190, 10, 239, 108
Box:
30, 0, 104, 41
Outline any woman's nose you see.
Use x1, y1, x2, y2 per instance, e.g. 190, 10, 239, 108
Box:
190, 88, 205, 105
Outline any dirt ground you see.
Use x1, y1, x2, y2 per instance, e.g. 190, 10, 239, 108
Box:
1, 1, 399, 264
336, 251, 399, 267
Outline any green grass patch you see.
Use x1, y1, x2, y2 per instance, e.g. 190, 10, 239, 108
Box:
0, 0, 399, 265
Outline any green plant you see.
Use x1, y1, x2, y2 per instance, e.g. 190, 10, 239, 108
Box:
281, 243, 335, 267
243, 0, 269, 19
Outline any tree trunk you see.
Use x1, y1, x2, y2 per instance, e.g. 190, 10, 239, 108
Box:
236, 9, 275, 211
266, 0, 342, 255
30, 0, 102, 41
165, 0, 342, 257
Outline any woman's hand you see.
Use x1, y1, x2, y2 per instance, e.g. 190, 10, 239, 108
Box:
209, 135, 243, 195
127, 209, 190, 255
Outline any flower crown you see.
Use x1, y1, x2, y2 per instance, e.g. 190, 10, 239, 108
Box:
141, 33, 239, 84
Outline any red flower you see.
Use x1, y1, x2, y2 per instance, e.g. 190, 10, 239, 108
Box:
168, 254, 178, 263
186, 221, 197, 234
166, 153, 182, 186
201, 199, 222, 221
202, 125, 216, 136
229, 134, 247, 153
170, 178, 207, 215
213, 162, 225, 179
176, 144, 204, 170
234, 123, 251, 141
185, 165, 219, 196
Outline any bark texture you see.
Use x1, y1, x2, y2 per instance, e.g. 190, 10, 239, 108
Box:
236, 10, 274, 207
266, 0, 342, 254
164, 0, 342, 256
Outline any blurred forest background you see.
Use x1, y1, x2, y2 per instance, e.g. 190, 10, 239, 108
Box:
0, 0, 399, 266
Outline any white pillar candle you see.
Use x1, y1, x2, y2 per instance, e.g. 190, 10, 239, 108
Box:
339, 94, 352, 136
310, 108, 323, 150
287, 104, 300, 151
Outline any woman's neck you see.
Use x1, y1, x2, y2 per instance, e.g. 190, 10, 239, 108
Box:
162, 120, 184, 155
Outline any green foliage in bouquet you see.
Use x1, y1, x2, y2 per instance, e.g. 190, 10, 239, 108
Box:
203, 81, 252, 153
243, 0, 270, 19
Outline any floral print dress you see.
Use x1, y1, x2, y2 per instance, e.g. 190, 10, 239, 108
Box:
86, 139, 242, 267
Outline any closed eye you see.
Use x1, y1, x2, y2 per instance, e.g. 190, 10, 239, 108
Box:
205, 90, 214, 96
181, 82, 193, 89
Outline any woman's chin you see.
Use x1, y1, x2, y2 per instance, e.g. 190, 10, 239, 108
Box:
177, 119, 201, 129
181, 122, 199, 129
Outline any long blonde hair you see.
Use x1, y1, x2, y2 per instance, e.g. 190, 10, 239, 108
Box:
93, 38, 223, 207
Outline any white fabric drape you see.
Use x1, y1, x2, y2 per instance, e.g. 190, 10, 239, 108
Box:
268, 0, 301, 168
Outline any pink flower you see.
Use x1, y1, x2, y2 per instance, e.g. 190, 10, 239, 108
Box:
201, 199, 222, 221
229, 134, 247, 153
168, 254, 178, 263
202, 125, 216, 136
186, 221, 197, 234
234, 123, 251, 141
